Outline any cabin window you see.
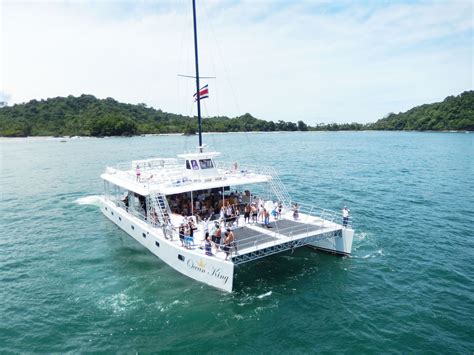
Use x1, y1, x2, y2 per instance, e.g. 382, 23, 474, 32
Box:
155, 241, 160, 248
178, 254, 185, 261
199, 159, 214, 169
111, 211, 114, 215
142, 233, 146, 238
119, 216, 122, 221
191, 160, 199, 170
131, 225, 135, 230
186, 160, 191, 170
105, 207, 107, 211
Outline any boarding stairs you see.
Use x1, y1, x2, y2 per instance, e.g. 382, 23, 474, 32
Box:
148, 192, 174, 238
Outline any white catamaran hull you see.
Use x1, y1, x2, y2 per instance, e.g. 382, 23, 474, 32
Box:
308, 228, 354, 255
100, 197, 234, 292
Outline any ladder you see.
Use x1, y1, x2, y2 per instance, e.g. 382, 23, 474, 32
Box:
148, 193, 174, 239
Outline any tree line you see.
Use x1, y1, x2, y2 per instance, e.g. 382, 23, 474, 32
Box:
0, 91, 472, 137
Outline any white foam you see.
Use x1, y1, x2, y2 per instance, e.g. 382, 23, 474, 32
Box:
75, 195, 101, 206
257, 291, 272, 299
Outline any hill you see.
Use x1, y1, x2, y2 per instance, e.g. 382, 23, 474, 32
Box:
1, 91, 472, 136
371, 91, 474, 131
0, 95, 302, 137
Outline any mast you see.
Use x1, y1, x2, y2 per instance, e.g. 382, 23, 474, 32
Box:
192, 0, 203, 150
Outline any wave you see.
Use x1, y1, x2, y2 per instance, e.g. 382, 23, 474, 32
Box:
257, 291, 272, 299
361, 249, 384, 259
74, 195, 102, 206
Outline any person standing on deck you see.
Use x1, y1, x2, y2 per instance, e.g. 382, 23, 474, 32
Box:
342, 206, 350, 227
292, 203, 299, 220
212, 223, 222, 250
263, 209, 270, 228
204, 233, 213, 256
135, 165, 141, 182
244, 204, 251, 223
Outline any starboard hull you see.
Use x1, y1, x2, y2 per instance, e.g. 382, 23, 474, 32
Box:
100, 197, 234, 292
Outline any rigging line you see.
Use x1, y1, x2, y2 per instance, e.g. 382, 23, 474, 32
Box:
203, 2, 241, 116
202, 1, 254, 148
201, 1, 220, 121
178, 74, 216, 79
177, 0, 192, 118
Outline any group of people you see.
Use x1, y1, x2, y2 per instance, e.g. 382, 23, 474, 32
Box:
179, 218, 238, 261
178, 217, 197, 249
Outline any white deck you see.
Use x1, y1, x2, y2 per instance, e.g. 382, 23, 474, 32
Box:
101, 159, 272, 196
165, 211, 344, 263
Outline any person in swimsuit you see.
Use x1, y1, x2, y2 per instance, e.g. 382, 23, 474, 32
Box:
244, 204, 250, 223
212, 223, 222, 250
223, 231, 232, 260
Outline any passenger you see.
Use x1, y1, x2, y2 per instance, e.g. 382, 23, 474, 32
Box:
251, 203, 258, 223
258, 203, 264, 223
342, 206, 350, 227
226, 204, 233, 220
136, 165, 141, 182
224, 228, 237, 260
212, 223, 222, 250
179, 224, 185, 247
263, 209, 270, 227
220, 206, 225, 222
204, 233, 213, 256
223, 231, 231, 260
293, 203, 299, 220
244, 204, 251, 223
233, 207, 240, 227
202, 217, 210, 235
278, 202, 282, 219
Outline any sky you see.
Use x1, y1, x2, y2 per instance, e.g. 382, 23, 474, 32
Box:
1, 0, 472, 124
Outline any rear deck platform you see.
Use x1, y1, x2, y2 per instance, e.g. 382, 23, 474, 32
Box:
225, 217, 343, 265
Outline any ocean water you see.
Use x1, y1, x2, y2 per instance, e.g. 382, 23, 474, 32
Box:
1, 131, 473, 353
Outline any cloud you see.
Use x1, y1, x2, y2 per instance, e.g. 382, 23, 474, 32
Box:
1, 0, 472, 123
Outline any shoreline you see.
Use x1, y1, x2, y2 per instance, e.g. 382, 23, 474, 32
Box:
0, 130, 471, 140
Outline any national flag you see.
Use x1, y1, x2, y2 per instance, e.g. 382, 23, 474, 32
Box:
193, 84, 209, 101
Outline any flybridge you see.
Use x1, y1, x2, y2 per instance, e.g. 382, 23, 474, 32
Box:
101, 154, 273, 196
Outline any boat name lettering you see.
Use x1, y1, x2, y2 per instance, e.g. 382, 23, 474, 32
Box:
187, 259, 229, 284
187, 259, 206, 273
208, 266, 229, 285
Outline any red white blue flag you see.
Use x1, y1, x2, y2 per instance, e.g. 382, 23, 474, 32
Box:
193, 84, 209, 101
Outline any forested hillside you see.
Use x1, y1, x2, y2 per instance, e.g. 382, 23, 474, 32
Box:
0, 95, 303, 137
1, 91, 472, 136
371, 91, 474, 131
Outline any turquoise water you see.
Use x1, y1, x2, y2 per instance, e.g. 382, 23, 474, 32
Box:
1, 132, 473, 353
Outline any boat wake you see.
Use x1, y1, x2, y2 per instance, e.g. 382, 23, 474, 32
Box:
75, 195, 102, 206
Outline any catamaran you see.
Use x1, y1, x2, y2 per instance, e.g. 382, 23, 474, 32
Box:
99, 0, 354, 292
